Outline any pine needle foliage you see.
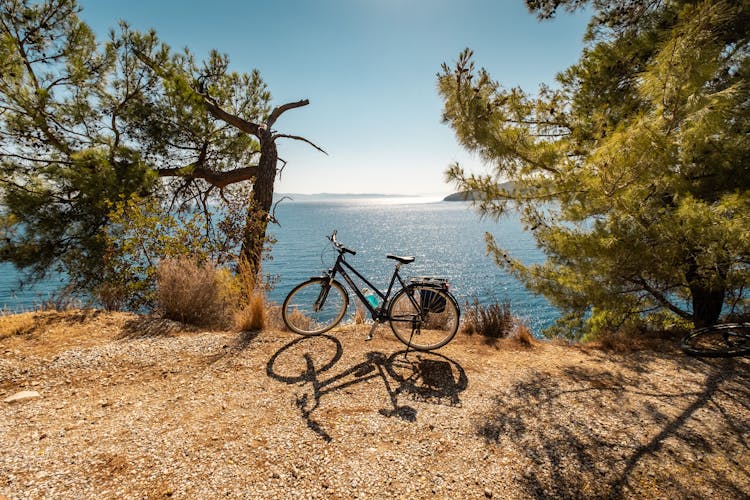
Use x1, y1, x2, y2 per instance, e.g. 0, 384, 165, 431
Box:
439, 0, 750, 338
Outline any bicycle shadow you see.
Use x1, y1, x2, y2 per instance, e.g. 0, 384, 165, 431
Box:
265, 335, 468, 442
475, 352, 750, 498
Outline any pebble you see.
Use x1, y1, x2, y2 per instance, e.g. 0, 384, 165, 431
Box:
4, 390, 41, 403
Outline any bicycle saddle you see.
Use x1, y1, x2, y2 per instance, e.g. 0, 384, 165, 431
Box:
387, 254, 415, 264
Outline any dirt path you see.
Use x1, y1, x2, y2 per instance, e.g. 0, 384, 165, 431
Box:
1, 311, 749, 498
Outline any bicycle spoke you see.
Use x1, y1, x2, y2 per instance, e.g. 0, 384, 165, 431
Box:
283, 279, 348, 335
389, 285, 459, 351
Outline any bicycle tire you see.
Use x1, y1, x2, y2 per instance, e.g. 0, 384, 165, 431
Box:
388, 285, 460, 351
680, 323, 750, 358
282, 278, 349, 335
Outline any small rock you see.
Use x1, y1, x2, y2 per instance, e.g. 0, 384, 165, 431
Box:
4, 390, 41, 403
484, 489, 493, 498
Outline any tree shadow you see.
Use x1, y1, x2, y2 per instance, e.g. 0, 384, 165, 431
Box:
266, 336, 468, 442
197, 329, 263, 365
476, 353, 750, 498
3, 309, 104, 339
119, 316, 198, 339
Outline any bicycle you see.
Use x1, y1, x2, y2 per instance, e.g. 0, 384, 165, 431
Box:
281, 230, 461, 351
680, 323, 750, 357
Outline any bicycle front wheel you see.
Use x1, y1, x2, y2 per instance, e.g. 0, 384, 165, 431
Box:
388, 285, 460, 351
680, 323, 750, 357
282, 278, 349, 335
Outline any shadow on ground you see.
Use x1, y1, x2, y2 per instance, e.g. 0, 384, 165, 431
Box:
476, 352, 750, 498
119, 316, 199, 339
266, 335, 468, 442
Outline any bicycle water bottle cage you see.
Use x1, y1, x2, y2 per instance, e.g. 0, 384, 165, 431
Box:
387, 254, 415, 264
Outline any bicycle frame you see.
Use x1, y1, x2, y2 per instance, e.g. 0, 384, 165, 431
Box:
282, 231, 461, 353
324, 251, 409, 322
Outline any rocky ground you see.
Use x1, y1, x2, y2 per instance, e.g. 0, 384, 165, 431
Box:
1, 310, 749, 499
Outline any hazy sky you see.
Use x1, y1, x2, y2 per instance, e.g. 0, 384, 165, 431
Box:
77, 0, 589, 195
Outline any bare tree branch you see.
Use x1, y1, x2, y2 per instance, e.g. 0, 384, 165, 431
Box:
273, 133, 328, 155
629, 276, 692, 320
201, 97, 261, 137
267, 99, 309, 128
157, 165, 258, 189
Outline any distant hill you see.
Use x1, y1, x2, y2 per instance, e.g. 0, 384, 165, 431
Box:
274, 193, 412, 201
443, 181, 516, 202
443, 190, 483, 202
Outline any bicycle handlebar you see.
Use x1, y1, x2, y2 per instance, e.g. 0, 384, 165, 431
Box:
328, 230, 356, 255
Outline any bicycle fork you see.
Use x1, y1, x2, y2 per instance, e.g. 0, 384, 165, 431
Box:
313, 280, 332, 312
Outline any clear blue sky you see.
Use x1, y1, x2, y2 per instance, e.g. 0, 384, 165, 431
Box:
77, 0, 589, 195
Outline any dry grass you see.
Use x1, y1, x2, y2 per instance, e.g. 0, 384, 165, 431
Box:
233, 259, 267, 331
0, 310, 136, 357
284, 308, 312, 331
0, 313, 36, 341
235, 290, 266, 331
353, 303, 367, 325
511, 323, 534, 346
461, 297, 513, 338
157, 258, 235, 329
265, 303, 286, 330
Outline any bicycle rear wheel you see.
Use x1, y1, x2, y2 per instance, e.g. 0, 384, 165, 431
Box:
282, 278, 349, 335
680, 323, 750, 357
388, 285, 460, 351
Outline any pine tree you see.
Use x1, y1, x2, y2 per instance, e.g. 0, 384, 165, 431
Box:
438, 0, 750, 336
0, 0, 156, 292
0, 0, 322, 302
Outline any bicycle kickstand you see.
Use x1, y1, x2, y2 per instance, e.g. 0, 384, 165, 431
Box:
365, 320, 381, 341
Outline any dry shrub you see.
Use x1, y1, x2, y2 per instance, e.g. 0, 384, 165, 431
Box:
234, 289, 266, 331
233, 258, 267, 331
354, 303, 367, 325
283, 308, 312, 331
266, 303, 312, 332
462, 297, 513, 338
511, 322, 534, 346
265, 303, 286, 330
157, 258, 235, 329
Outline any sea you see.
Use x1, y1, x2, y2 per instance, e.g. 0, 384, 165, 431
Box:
0, 196, 560, 334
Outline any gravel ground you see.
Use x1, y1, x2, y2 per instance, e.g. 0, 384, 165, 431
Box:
1, 310, 749, 499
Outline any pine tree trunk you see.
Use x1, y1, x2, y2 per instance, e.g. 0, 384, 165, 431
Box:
241, 128, 277, 274
686, 259, 726, 328
689, 283, 725, 328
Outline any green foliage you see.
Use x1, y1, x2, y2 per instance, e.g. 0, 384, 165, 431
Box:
97, 196, 210, 310
96, 186, 264, 310
122, 28, 271, 179
0, 0, 281, 308
0, 0, 157, 293
439, 0, 750, 337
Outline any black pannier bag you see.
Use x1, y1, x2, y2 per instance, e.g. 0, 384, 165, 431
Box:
411, 277, 448, 313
